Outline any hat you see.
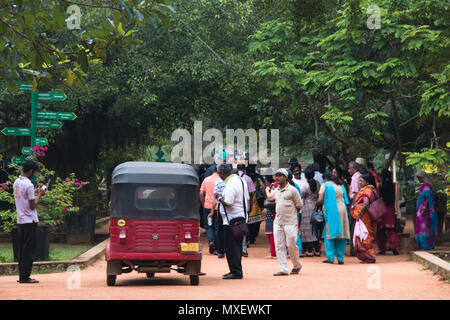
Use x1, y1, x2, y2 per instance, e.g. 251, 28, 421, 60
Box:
275, 168, 289, 177
355, 157, 367, 167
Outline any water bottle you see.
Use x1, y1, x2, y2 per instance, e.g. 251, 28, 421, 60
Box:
208, 217, 213, 226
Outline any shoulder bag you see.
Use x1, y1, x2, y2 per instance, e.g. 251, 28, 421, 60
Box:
222, 177, 249, 239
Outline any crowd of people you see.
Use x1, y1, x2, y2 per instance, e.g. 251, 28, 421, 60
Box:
197, 156, 440, 279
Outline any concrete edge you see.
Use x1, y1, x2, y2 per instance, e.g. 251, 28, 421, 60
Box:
0, 238, 108, 275
95, 217, 110, 225
411, 251, 450, 281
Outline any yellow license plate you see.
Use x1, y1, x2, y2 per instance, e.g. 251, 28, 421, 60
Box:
180, 242, 199, 252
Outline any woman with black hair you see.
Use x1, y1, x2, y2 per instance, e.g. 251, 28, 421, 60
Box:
299, 166, 321, 257
331, 166, 350, 195
376, 169, 399, 255
351, 172, 377, 263
317, 172, 351, 264
263, 174, 277, 259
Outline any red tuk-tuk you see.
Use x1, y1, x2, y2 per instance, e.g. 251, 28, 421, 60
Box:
105, 162, 202, 286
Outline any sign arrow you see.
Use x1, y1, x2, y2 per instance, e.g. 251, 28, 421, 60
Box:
37, 111, 76, 121
14, 82, 33, 92
36, 137, 48, 146
36, 121, 62, 129
22, 147, 32, 155
38, 92, 67, 101
1, 127, 31, 136
12, 156, 28, 165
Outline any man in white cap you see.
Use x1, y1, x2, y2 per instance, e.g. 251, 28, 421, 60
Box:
355, 157, 367, 173
266, 168, 303, 276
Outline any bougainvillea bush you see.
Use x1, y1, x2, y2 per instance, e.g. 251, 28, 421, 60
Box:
0, 146, 88, 232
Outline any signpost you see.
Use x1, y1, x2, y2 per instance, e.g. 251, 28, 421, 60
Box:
15, 82, 32, 92
3, 80, 76, 179
37, 111, 76, 121
22, 147, 32, 155
1, 127, 31, 136
36, 137, 48, 146
36, 120, 63, 129
38, 92, 67, 101
12, 156, 27, 165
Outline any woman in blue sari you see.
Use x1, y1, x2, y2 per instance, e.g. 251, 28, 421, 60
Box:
317, 172, 350, 264
415, 170, 438, 250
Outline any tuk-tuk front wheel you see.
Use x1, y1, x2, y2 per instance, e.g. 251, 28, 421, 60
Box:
189, 275, 199, 286
107, 275, 116, 286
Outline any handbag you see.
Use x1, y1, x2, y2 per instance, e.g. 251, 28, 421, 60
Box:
263, 199, 276, 209
310, 205, 324, 226
223, 177, 249, 239
355, 194, 388, 222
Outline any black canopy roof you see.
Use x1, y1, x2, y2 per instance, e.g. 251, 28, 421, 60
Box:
112, 162, 199, 186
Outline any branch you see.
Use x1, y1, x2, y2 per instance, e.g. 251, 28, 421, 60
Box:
178, 18, 228, 66
58, 0, 122, 10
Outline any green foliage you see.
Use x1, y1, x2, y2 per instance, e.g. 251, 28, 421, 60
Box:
0, 0, 173, 89
404, 147, 449, 178
0, 153, 87, 233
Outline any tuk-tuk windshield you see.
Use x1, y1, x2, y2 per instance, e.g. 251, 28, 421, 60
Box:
135, 187, 177, 211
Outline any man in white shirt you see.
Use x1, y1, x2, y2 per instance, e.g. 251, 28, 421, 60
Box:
312, 163, 324, 184
13, 160, 46, 284
217, 164, 249, 279
291, 163, 307, 189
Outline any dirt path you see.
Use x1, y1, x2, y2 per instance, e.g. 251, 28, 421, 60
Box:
0, 230, 448, 300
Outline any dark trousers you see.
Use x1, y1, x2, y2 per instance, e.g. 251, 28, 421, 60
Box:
213, 211, 224, 254
224, 225, 243, 277
17, 222, 37, 281
248, 221, 261, 242
202, 208, 214, 243
349, 216, 356, 255
302, 241, 320, 252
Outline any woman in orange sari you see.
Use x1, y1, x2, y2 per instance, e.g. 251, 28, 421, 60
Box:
351, 172, 377, 263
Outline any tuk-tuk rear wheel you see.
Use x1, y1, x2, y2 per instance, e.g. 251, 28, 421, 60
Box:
189, 275, 199, 286
146, 273, 155, 278
107, 275, 116, 286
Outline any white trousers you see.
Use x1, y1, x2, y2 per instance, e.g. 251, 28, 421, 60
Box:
274, 222, 301, 274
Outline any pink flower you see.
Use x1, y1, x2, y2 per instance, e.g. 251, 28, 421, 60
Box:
64, 207, 67, 211
1, 183, 8, 189
56, 196, 60, 200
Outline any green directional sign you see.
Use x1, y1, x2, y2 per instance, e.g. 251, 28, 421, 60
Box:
22, 147, 32, 155
15, 82, 32, 92
36, 121, 62, 129
36, 137, 48, 146
37, 111, 76, 121
38, 92, 67, 101
12, 156, 27, 165
1, 127, 31, 136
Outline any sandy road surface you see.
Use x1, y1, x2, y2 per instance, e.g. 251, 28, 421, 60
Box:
0, 232, 448, 300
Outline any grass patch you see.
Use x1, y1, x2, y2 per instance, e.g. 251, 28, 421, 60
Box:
0, 243, 91, 263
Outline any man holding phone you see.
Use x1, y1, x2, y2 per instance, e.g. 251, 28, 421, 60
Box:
13, 160, 47, 284
266, 169, 303, 276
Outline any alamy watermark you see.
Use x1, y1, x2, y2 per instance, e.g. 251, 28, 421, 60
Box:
66, 265, 81, 290
66, 5, 81, 30
366, 265, 381, 290
366, 5, 381, 30
170, 121, 279, 174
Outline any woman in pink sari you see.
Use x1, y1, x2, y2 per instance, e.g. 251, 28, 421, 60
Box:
376, 169, 399, 255
415, 170, 438, 250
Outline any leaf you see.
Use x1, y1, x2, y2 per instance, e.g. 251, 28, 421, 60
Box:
117, 22, 125, 36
